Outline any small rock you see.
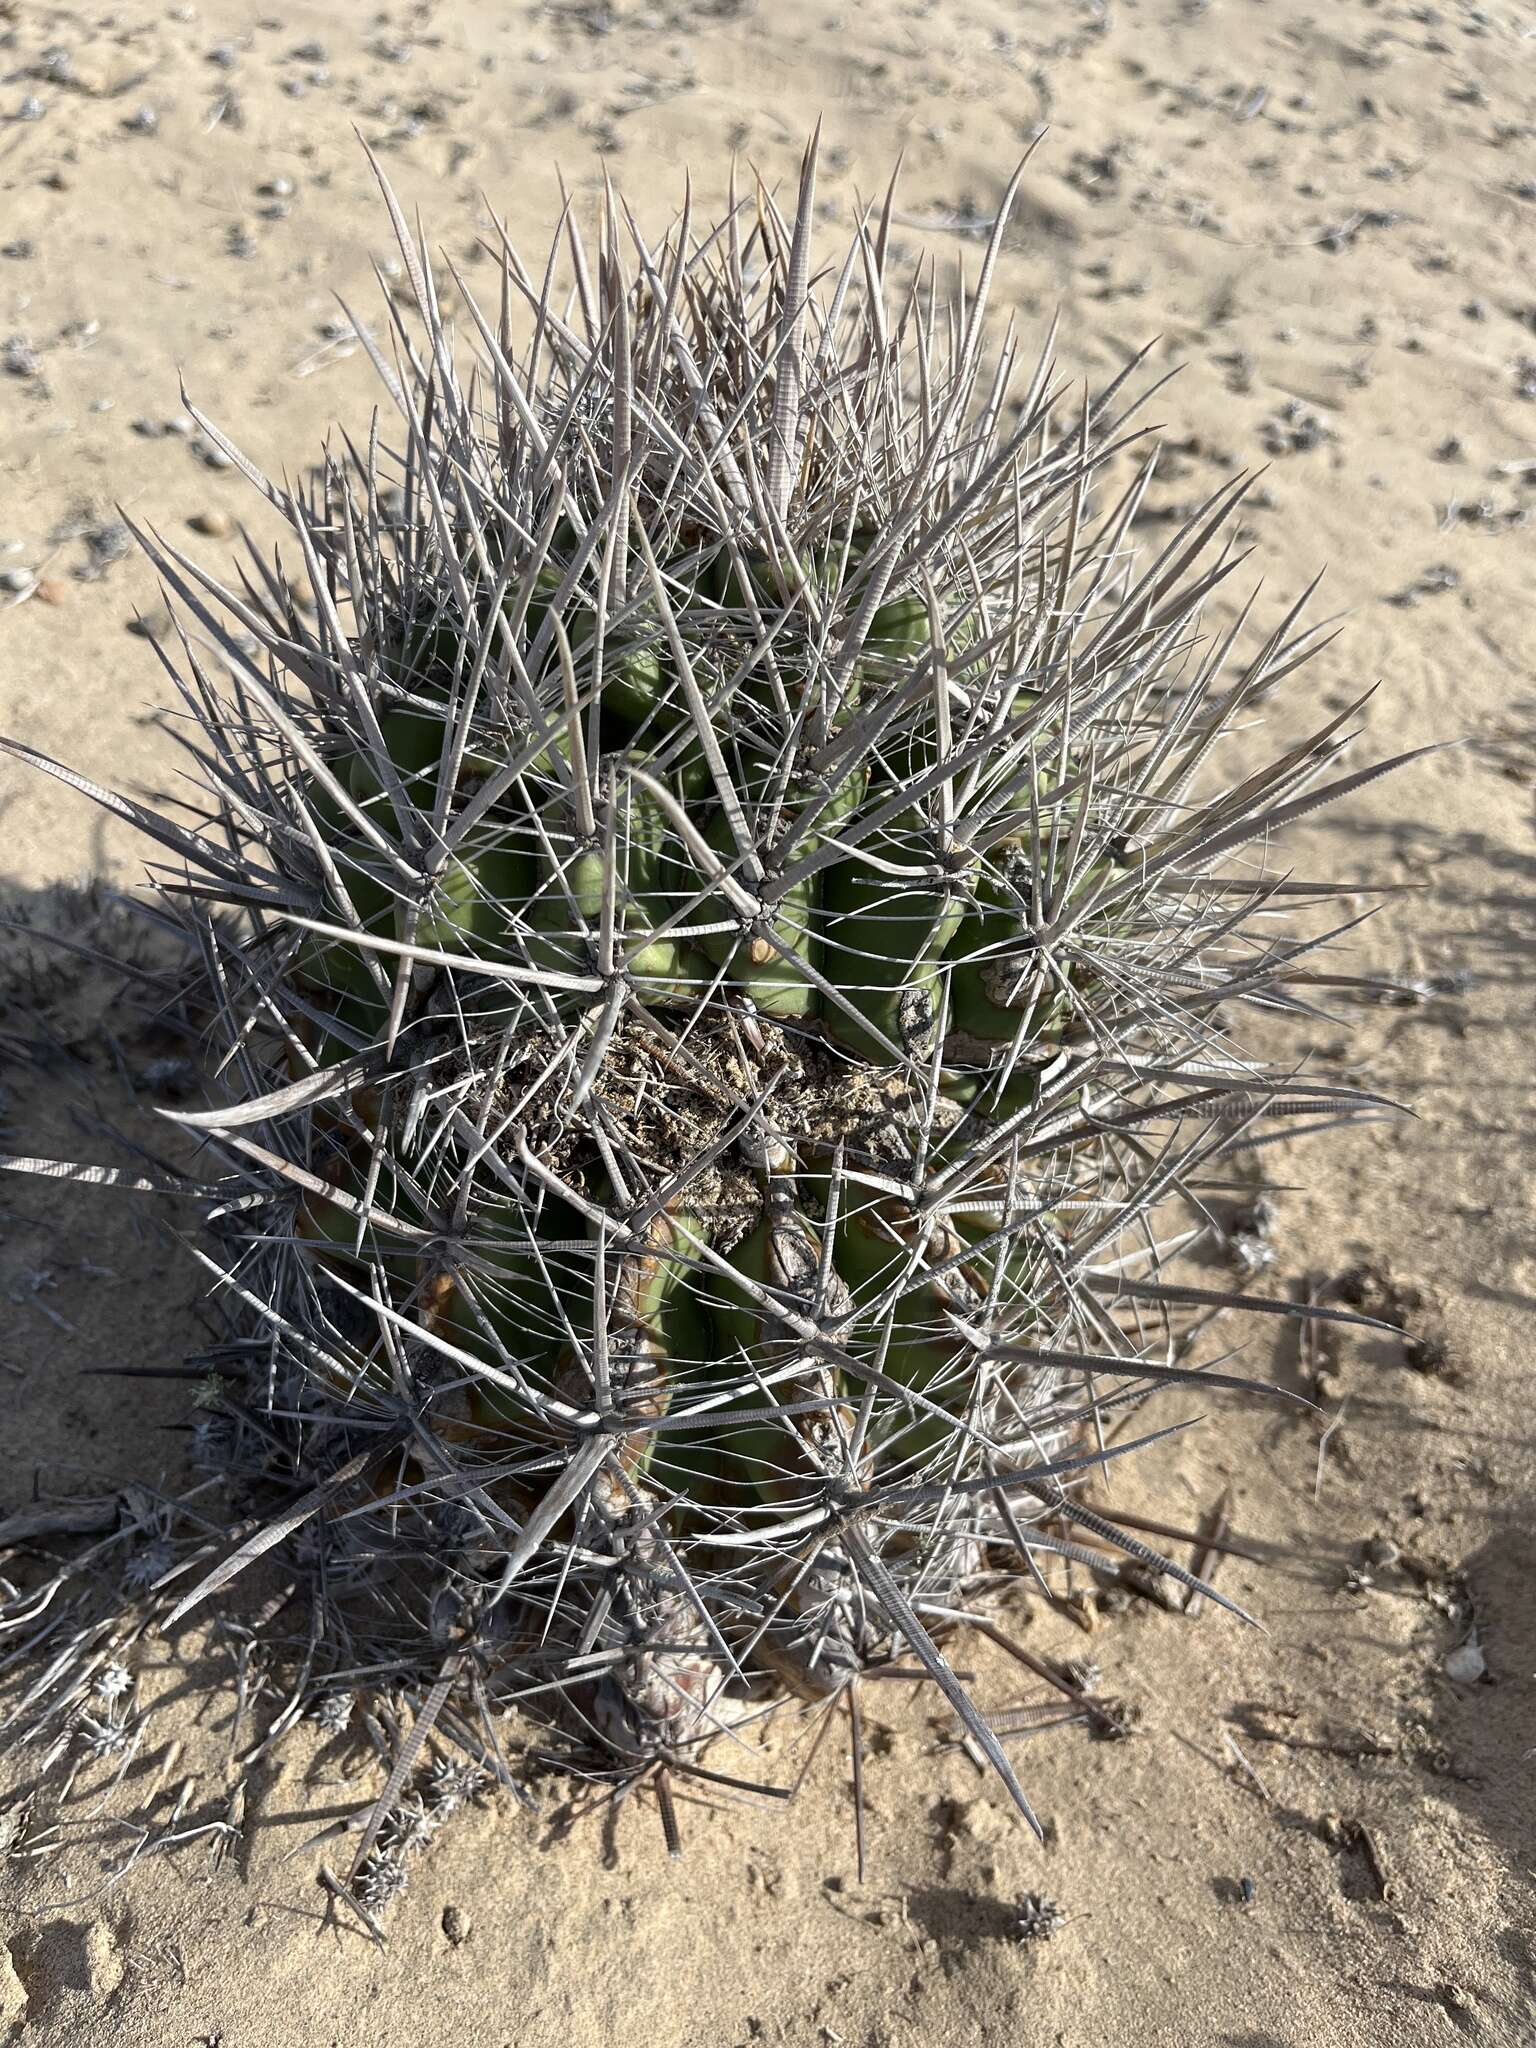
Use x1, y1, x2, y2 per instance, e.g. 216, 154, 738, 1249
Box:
260, 173, 296, 198
0, 567, 36, 595
189, 509, 234, 538
165, 413, 195, 439
33, 577, 68, 606
17, 96, 47, 123
122, 105, 159, 135
1444, 1637, 1486, 1685
131, 417, 166, 438
442, 1904, 470, 1946
127, 608, 172, 641
1365, 1536, 1401, 1569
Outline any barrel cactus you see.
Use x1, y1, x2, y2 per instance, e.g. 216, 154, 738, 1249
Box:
3, 139, 1419, 1857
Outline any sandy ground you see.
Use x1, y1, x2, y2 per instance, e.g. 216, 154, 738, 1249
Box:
1, 0, 1534, 2042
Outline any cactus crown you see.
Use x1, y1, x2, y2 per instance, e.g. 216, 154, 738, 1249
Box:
1, 138, 1417, 1854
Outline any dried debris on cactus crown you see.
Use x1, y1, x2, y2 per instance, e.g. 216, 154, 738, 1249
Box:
0, 132, 1428, 1865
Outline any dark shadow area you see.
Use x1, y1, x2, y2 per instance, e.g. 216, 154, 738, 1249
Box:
1322, 804, 1536, 1003
0, 879, 206, 1535
7, 1917, 119, 2023
1420, 1514, 1536, 1896
904, 1885, 1023, 1947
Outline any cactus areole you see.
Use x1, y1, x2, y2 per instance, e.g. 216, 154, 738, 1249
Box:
3, 140, 1418, 1851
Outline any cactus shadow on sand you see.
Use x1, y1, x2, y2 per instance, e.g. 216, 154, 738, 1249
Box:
1420, 1515, 1536, 1905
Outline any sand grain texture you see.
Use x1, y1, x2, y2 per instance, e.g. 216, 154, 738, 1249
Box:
1, 2, 1533, 2043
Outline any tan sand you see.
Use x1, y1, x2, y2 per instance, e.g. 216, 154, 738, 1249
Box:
1, 0, 1533, 2041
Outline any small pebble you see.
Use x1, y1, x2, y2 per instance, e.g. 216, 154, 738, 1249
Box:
0, 567, 37, 595
17, 96, 47, 123
196, 440, 234, 471
1, 241, 34, 261
1444, 1637, 1486, 1685
33, 577, 68, 606
132, 417, 166, 438
292, 39, 328, 61
127, 608, 172, 640
260, 173, 296, 198
123, 105, 159, 135
189, 509, 234, 538
1365, 1536, 1401, 1569
442, 1904, 470, 1946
